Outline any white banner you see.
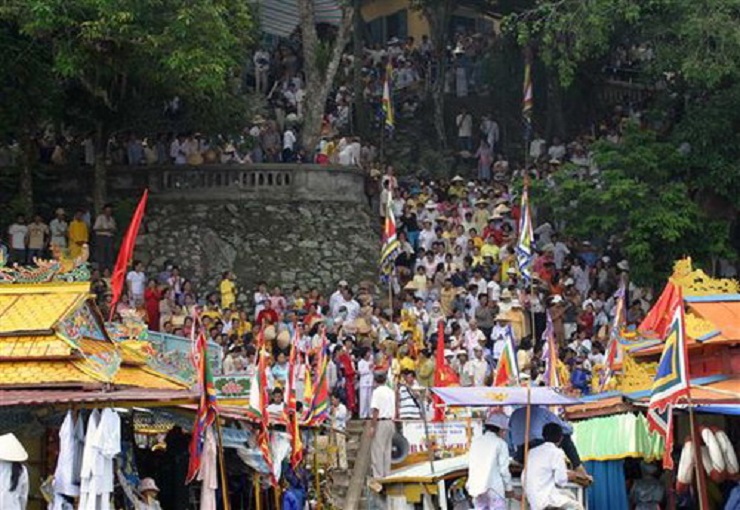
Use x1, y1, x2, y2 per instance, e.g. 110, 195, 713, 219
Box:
401, 420, 482, 455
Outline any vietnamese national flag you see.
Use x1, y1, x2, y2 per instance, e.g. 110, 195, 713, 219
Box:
108, 189, 148, 320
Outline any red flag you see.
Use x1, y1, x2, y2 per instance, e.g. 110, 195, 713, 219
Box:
638, 281, 681, 339
108, 189, 149, 320
433, 320, 458, 421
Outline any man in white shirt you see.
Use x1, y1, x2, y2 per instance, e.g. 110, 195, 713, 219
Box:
548, 137, 567, 161
282, 127, 296, 162
169, 134, 187, 165
480, 114, 500, 152
330, 392, 349, 470
417, 220, 437, 251
466, 414, 513, 509
7, 214, 28, 265
529, 133, 547, 160
126, 260, 147, 304
397, 369, 422, 420
525, 423, 583, 510
369, 372, 396, 482
254, 48, 270, 94
456, 108, 473, 151
464, 346, 488, 386
553, 234, 570, 270
49, 208, 68, 249
357, 348, 374, 418
329, 280, 349, 317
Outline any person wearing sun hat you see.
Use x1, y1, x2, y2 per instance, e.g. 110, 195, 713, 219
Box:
116, 469, 163, 510
466, 413, 513, 508
0, 433, 29, 510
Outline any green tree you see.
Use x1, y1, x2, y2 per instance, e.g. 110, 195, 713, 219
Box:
298, 0, 354, 152
0, 22, 60, 217
532, 126, 733, 285
10, 0, 252, 212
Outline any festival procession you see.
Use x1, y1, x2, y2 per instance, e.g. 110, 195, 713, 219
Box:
0, 1, 739, 510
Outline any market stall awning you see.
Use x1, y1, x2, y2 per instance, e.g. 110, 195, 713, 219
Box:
0, 388, 198, 407
431, 386, 581, 407
572, 413, 663, 462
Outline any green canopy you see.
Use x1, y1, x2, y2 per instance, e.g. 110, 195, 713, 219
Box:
572, 413, 664, 462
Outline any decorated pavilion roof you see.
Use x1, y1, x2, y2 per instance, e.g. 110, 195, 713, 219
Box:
0, 280, 188, 393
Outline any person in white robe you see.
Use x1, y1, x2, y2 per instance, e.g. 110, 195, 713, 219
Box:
466, 414, 513, 510
0, 433, 29, 510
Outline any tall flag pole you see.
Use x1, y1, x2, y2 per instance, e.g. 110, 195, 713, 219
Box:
599, 281, 627, 392
516, 178, 534, 284
382, 63, 395, 136
541, 311, 561, 389
380, 191, 400, 284
492, 325, 520, 386
186, 311, 219, 483
109, 189, 149, 320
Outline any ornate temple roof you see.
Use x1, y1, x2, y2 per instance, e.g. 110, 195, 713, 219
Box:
0, 261, 189, 398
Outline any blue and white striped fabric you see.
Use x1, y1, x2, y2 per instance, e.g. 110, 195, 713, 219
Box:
254, 0, 342, 38
516, 186, 534, 283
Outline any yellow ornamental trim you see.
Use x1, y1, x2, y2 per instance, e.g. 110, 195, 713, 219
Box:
685, 312, 717, 339
617, 353, 657, 393
670, 258, 738, 296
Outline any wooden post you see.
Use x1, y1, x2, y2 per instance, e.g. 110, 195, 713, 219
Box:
520, 382, 532, 508
687, 397, 709, 510
215, 419, 231, 510
314, 429, 322, 509
254, 472, 261, 510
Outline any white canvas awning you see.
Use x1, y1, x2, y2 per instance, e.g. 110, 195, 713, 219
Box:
255, 0, 342, 38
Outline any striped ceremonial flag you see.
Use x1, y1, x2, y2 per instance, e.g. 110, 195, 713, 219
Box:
380, 192, 400, 283
305, 330, 330, 425
249, 327, 275, 482
492, 325, 520, 386
599, 282, 627, 392
285, 328, 303, 468
522, 61, 534, 141
382, 63, 395, 134
186, 313, 218, 483
647, 289, 690, 469
516, 183, 534, 283
541, 311, 561, 388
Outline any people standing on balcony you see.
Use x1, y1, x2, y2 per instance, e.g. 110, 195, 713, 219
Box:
68, 209, 89, 260
49, 208, 68, 251
6, 214, 27, 265
93, 204, 116, 272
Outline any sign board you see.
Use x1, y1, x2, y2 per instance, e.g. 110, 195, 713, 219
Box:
214, 373, 251, 400
401, 420, 482, 455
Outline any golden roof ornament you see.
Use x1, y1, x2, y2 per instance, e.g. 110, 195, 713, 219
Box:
669, 257, 738, 296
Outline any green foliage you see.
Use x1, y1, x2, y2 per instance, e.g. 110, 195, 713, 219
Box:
672, 82, 740, 208
8, 0, 253, 129
505, 0, 740, 89
532, 126, 733, 285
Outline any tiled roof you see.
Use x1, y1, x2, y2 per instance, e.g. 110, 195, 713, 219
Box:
0, 335, 73, 358
113, 366, 186, 390
0, 360, 98, 386
0, 282, 89, 333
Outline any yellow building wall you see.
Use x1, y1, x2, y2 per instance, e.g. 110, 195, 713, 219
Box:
361, 0, 430, 41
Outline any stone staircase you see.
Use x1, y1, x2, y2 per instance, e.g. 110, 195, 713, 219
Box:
327, 419, 372, 509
